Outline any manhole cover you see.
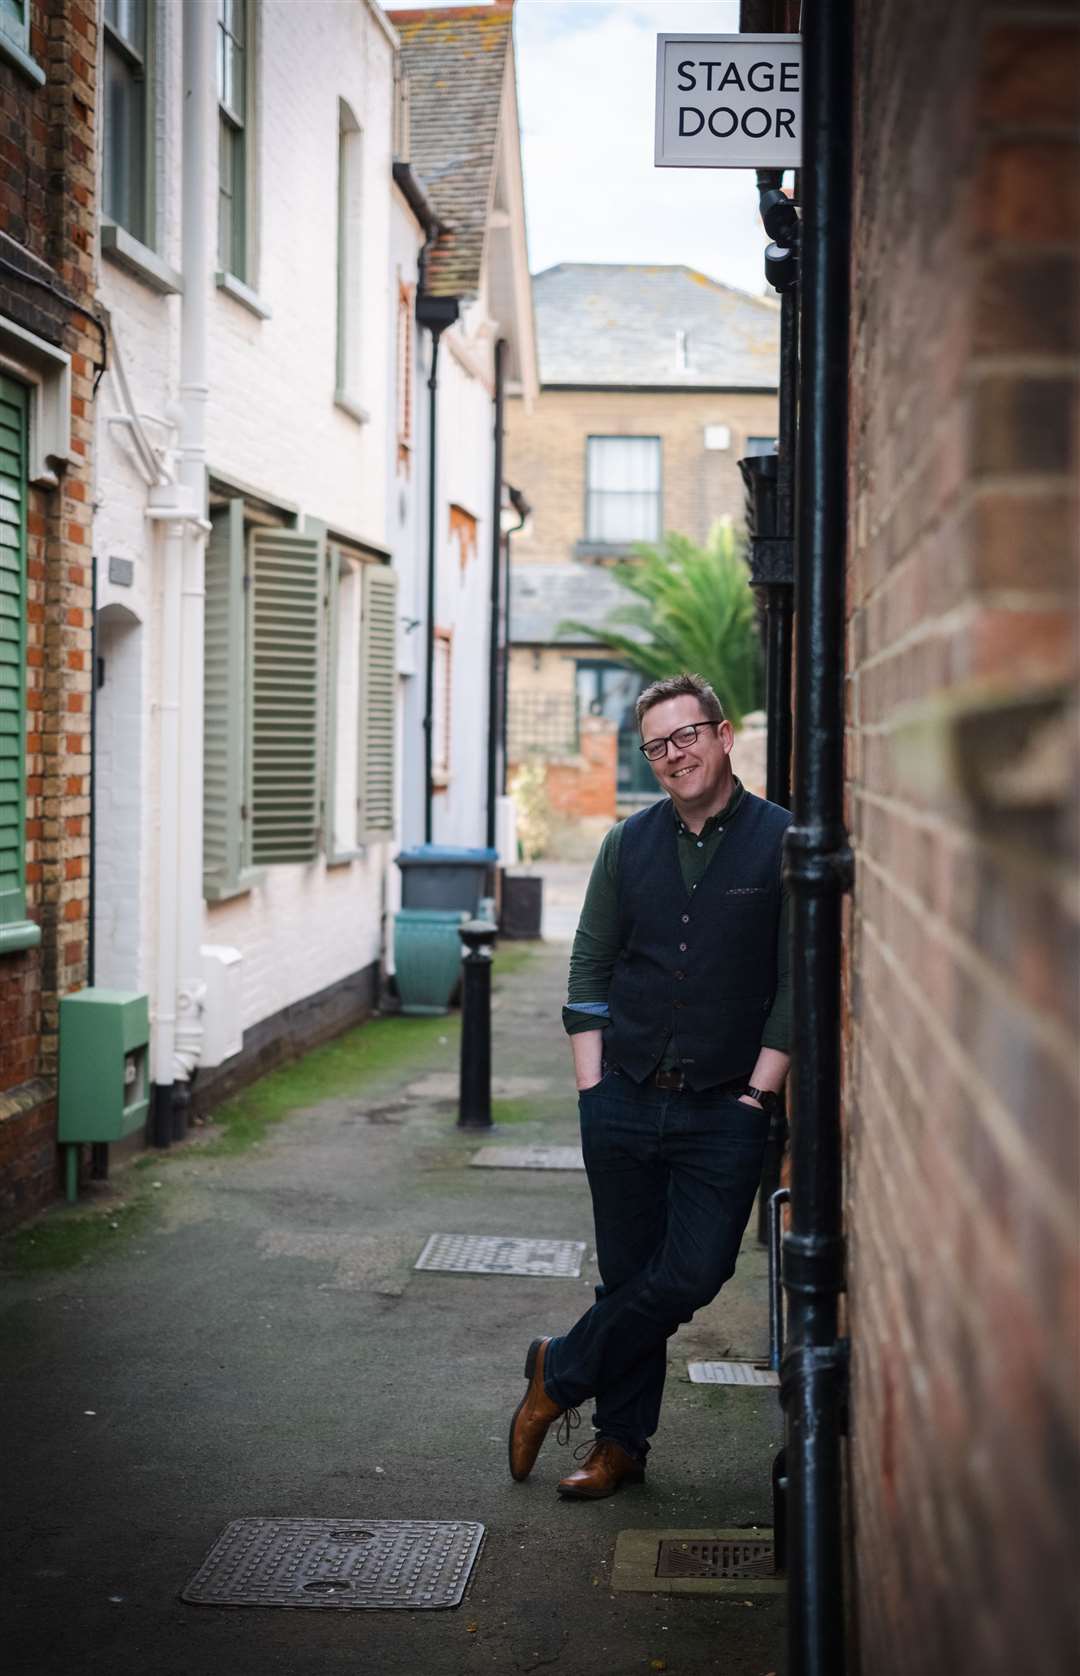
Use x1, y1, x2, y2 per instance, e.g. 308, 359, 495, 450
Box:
415, 1233, 586, 1277
470, 1146, 585, 1171
687, 1360, 779, 1387
181, 1517, 484, 1610
656, 1538, 776, 1580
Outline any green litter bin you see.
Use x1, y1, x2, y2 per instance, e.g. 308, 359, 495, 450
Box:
393, 909, 468, 1015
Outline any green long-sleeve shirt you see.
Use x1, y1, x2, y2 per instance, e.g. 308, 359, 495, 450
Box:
562, 779, 791, 1065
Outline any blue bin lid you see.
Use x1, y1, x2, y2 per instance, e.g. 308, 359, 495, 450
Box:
395, 845, 498, 867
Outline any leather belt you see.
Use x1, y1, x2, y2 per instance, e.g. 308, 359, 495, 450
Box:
643, 1068, 749, 1095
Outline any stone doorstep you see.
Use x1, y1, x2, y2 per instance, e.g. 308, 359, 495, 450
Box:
611, 1528, 785, 1596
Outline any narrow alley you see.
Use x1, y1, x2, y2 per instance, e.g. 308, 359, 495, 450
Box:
2, 924, 785, 1676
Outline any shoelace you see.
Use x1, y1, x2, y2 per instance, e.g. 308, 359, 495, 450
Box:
570, 1434, 605, 1463
555, 1406, 582, 1447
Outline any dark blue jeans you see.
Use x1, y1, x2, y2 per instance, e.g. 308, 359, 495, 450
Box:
544, 1068, 769, 1460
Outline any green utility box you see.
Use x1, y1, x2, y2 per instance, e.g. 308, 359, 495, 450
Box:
58, 988, 150, 1201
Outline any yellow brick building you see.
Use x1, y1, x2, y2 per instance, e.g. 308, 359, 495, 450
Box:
504, 264, 779, 804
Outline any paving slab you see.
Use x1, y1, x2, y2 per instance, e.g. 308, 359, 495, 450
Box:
0, 938, 786, 1676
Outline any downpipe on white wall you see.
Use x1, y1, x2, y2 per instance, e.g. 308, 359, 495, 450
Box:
173, 0, 214, 1102
147, 492, 185, 1144
150, 0, 213, 1143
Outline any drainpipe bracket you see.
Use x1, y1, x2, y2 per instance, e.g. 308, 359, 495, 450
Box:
783, 824, 855, 896
779, 1337, 850, 1430
782, 1229, 846, 1296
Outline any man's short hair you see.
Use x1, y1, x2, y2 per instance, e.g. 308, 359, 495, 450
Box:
635, 673, 725, 732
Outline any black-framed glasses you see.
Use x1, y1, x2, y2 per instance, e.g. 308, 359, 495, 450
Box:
639, 721, 720, 761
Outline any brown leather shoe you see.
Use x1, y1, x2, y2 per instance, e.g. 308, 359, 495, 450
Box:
556, 1437, 645, 1500
509, 1338, 574, 1482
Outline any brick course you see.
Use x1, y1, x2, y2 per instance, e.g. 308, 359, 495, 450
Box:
0, 0, 99, 1229
505, 386, 779, 565
845, 3, 1079, 1671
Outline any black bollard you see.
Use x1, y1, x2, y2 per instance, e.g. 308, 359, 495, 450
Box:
457, 919, 497, 1129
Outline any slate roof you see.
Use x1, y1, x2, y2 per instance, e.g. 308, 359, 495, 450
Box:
533, 264, 780, 389
511, 563, 648, 646
389, 5, 513, 299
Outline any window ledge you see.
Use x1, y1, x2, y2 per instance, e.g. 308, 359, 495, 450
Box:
215, 271, 272, 319
204, 866, 266, 905
0, 32, 46, 87
0, 920, 43, 955
573, 540, 640, 562
101, 220, 182, 296
334, 390, 371, 426
326, 845, 368, 869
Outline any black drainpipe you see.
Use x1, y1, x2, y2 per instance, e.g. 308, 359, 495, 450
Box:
396, 160, 458, 847
485, 338, 506, 852
743, 167, 801, 1243
781, 2, 855, 1674
500, 486, 530, 794
416, 299, 458, 844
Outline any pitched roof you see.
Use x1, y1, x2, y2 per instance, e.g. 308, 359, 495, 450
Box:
533, 264, 780, 389
388, 5, 513, 299
510, 562, 648, 646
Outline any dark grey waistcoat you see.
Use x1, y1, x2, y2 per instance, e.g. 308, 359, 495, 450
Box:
602, 792, 791, 1090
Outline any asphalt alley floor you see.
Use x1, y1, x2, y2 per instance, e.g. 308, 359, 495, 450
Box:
1, 938, 785, 1676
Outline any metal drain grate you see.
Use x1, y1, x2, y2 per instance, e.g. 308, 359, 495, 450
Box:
415, 1233, 586, 1276
656, 1538, 776, 1580
687, 1360, 779, 1387
181, 1517, 484, 1610
470, 1146, 585, 1171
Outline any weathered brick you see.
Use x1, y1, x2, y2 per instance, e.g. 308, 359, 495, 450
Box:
846, 5, 1079, 1674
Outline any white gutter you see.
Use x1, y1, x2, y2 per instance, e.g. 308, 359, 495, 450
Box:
147, 489, 185, 1092
173, 0, 213, 1082
150, 0, 212, 1111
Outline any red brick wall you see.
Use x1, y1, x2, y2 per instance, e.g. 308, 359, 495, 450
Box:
0, 0, 99, 1228
522, 716, 618, 824
845, 4, 1079, 1671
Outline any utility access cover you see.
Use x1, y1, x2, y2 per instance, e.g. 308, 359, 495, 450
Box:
688, 1360, 779, 1387
181, 1517, 484, 1610
657, 1537, 776, 1580
415, 1233, 586, 1277
470, 1146, 585, 1171
613, 1528, 785, 1596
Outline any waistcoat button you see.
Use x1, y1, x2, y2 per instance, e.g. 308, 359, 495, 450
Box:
681, 914, 689, 924
679, 942, 687, 952
674, 970, 685, 981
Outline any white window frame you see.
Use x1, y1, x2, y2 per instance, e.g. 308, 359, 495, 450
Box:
584, 435, 662, 545
0, 0, 45, 86
335, 101, 367, 422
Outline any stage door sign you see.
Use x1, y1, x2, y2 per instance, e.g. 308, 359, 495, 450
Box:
655, 34, 802, 170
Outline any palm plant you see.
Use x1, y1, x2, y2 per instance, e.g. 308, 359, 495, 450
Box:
557, 521, 762, 728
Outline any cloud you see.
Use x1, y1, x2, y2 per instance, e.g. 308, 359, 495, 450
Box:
515, 2, 768, 293
392, 0, 772, 295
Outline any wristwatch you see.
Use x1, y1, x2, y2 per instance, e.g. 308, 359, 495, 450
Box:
743, 1085, 780, 1115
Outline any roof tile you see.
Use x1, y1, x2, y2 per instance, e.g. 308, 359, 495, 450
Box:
389, 6, 513, 299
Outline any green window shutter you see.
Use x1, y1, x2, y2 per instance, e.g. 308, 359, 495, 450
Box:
359, 562, 397, 840
0, 375, 29, 937
203, 498, 246, 898
248, 525, 324, 865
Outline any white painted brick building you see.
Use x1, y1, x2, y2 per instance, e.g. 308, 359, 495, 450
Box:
92, 0, 535, 1125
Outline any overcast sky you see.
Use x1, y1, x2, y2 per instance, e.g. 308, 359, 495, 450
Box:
391, 0, 770, 297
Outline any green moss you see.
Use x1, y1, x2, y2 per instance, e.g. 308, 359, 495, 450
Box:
490, 1097, 539, 1125
492, 940, 539, 980
198, 1011, 462, 1156
4, 1195, 154, 1274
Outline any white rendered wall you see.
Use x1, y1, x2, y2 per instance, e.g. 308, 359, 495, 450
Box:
433, 314, 496, 850
205, 1, 394, 543
95, 0, 401, 1050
